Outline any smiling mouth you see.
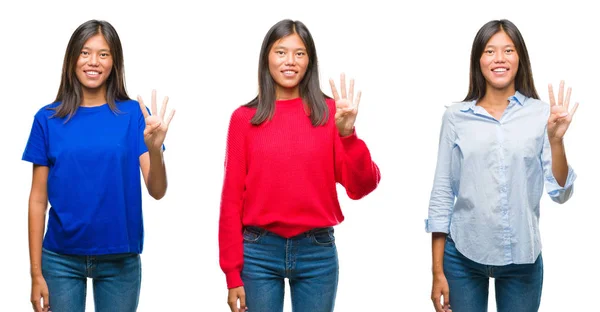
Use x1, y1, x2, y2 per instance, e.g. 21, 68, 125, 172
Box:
281, 70, 298, 78
492, 68, 508, 72
84, 70, 101, 76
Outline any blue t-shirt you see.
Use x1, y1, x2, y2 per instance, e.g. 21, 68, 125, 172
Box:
23, 100, 149, 255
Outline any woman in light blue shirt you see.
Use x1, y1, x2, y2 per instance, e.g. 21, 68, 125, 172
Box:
426, 19, 578, 312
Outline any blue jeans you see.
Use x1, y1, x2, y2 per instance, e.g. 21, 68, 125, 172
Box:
241, 226, 339, 312
444, 237, 543, 312
42, 248, 141, 312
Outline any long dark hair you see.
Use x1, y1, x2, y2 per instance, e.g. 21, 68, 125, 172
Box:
52, 20, 129, 120
245, 19, 329, 126
464, 19, 539, 101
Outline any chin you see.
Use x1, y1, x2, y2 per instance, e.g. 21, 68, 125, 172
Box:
486, 79, 513, 90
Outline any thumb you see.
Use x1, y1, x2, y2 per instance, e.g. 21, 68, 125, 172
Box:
145, 122, 162, 136
43, 291, 50, 312
443, 288, 450, 308
240, 292, 247, 311
547, 112, 559, 124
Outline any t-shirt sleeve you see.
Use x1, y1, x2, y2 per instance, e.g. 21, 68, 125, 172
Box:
138, 106, 150, 156
22, 113, 49, 166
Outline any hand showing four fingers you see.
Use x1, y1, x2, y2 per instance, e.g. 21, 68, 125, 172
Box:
138, 89, 176, 152
547, 80, 579, 143
330, 73, 361, 137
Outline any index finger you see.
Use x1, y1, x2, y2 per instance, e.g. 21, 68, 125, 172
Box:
240, 293, 247, 311
548, 84, 556, 106
137, 96, 150, 119
31, 300, 42, 312
433, 297, 443, 312
329, 79, 340, 101
443, 289, 450, 311
43, 292, 50, 312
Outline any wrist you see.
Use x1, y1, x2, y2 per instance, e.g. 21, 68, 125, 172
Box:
549, 137, 564, 146
339, 127, 354, 137
148, 147, 163, 156
432, 267, 444, 275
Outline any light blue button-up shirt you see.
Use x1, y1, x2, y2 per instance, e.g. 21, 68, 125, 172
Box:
425, 91, 576, 265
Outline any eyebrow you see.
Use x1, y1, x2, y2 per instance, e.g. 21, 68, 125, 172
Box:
273, 46, 307, 52
485, 44, 515, 48
82, 47, 111, 52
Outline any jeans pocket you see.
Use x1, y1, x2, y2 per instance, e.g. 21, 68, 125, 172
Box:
242, 227, 263, 243
311, 228, 335, 246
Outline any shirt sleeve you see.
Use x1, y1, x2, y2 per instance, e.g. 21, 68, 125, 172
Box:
425, 108, 456, 233
22, 112, 49, 166
540, 125, 576, 203
334, 127, 381, 200
219, 109, 248, 289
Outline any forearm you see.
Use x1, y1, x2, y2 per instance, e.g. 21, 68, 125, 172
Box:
28, 201, 47, 277
550, 139, 568, 187
432, 232, 446, 275
147, 148, 167, 199
337, 131, 381, 198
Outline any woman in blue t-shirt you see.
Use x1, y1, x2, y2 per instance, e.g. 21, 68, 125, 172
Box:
23, 20, 175, 312
426, 19, 578, 312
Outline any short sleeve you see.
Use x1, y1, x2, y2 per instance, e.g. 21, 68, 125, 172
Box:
22, 114, 49, 166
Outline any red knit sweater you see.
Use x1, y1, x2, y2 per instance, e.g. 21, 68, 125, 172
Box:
219, 97, 381, 288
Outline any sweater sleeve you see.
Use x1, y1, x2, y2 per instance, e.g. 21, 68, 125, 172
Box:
334, 126, 381, 199
219, 108, 248, 289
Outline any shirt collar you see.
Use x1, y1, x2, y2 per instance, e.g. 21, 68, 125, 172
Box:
459, 90, 527, 112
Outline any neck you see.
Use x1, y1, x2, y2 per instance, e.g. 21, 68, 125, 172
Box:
81, 86, 108, 107
479, 85, 515, 107
275, 86, 300, 100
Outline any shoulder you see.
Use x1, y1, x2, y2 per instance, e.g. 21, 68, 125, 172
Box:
32, 102, 61, 121
441, 101, 468, 121
522, 97, 550, 114
230, 105, 255, 122
115, 99, 141, 112
322, 97, 336, 119
325, 97, 336, 107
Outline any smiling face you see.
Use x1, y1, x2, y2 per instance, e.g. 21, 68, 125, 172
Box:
268, 33, 309, 99
480, 30, 519, 94
75, 33, 113, 95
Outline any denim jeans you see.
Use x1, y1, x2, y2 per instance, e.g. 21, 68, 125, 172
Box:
444, 237, 543, 312
241, 226, 339, 312
41, 248, 141, 312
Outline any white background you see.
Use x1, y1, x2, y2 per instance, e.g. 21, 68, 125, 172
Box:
1, 0, 597, 311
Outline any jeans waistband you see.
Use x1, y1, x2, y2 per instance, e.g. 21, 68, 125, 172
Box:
243, 226, 333, 239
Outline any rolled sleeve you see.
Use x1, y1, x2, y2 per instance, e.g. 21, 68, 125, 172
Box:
540, 127, 577, 204
425, 218, 450, 233
545, 164, 576, 204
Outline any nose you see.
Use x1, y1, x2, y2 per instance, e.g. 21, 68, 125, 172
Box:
88, 53, 99, 66
284, 53, 296, 66
493, 51, 506, 63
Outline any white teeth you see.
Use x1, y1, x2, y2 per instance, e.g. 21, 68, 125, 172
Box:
86, 71, 99, 75
493, 68, 507, 72
283, 71, 295, 74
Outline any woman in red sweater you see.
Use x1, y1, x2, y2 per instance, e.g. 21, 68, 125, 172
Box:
219, 19, 381, 312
